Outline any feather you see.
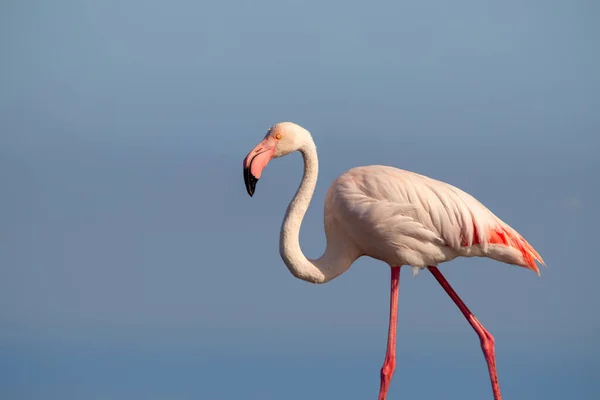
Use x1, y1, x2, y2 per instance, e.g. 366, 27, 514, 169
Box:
325, 165, 545, 274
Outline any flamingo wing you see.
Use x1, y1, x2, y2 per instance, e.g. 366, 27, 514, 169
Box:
328, 165, 545, 274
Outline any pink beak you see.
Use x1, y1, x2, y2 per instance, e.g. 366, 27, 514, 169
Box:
243, 137, 276, 196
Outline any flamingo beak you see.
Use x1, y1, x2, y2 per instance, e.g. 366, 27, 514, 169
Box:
243, 138, 276, 197
243, 165, 258, 197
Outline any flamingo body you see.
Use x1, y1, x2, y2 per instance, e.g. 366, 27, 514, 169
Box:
325, 165, 544, 276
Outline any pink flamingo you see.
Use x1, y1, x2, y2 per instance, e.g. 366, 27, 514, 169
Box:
242, 122, 545, 400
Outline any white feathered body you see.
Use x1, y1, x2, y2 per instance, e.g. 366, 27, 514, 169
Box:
324, 165, 544, 276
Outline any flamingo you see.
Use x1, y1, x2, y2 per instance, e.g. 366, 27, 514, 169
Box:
242, 122, 545, 400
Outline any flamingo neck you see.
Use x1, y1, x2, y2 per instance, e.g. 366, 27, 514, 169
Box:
279, 139, 356, 284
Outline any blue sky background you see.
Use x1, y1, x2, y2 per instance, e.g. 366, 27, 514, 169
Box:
1, 0, 599, 399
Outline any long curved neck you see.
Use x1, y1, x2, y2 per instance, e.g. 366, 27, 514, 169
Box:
279, 140, 356, 284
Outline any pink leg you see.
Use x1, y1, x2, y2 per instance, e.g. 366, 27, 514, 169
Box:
378, 266, 400, 400
428, 266, 502, 400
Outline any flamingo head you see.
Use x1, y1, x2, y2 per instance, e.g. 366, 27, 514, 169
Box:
243, 122, 311, 196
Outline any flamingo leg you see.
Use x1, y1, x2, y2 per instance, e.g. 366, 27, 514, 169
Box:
427, 266, 502, 400
378, 266, 400, 400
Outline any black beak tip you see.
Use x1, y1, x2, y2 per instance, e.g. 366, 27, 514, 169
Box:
243, 167, 258, 197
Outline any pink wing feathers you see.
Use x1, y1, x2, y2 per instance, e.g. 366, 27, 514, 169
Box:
327, 165, 545, 274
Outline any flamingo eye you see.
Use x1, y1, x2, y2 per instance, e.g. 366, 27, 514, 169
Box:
275, 133, 282, 140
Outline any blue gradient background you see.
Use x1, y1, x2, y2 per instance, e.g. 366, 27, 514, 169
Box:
1, 0, 599, 399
